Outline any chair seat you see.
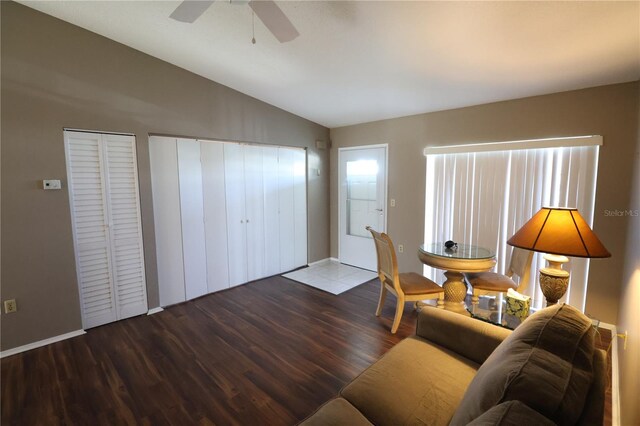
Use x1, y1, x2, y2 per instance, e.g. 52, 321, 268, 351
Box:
465, 272, 518, 291
398, 272, 443, 295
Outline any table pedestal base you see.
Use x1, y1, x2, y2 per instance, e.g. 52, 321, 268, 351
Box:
441, 271, 467, 313
443, 271, 467, 301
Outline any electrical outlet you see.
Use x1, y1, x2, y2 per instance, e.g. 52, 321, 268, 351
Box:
398, 244, 404, 253
390, 199, 396, 207
4, 299, 17, 314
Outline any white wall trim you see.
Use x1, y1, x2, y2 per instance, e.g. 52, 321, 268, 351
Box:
308, 258, 331, 267
147, 307, 164, 315
597, 321, 616, 331
0, 329, 86, 359
307, 257, 342, 267
607, 323, 621, 426
423, 135, 603, 156
592, 321, 620, 425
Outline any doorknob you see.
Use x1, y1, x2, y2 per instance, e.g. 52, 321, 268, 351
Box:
376, 208, 383, 212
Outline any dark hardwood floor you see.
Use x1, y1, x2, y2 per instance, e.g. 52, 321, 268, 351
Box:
1, 276, 613, 425
1, 276, 416, 425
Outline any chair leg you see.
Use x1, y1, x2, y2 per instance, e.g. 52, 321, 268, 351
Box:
471, 288, 480, 305
375, 282, 387, 317
437, 292, 445, 309
391, 295, 405, 334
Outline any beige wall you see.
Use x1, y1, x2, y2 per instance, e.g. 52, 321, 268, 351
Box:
330, 82, 639, 324
616, 84, 640, 425
0, 2, 330, 351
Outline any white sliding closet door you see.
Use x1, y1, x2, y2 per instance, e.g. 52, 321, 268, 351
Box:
292, 149, 308, 267
278, 148, 296, 272
244, 145, 266, 282
262, 146, 281, 277
149, 137, 185, 306
65, 130, 148, 329
150, 138, 307, 300
224, 143, 248, 287
201, 141, 230, 293
177, 139, 208, 300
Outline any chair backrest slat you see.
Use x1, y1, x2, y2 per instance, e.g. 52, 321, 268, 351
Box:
366, 226, 400, 293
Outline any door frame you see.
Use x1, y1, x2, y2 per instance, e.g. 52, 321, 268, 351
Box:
338, 144, 389, 267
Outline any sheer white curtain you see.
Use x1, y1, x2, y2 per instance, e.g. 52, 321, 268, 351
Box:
424, 139, 600, 311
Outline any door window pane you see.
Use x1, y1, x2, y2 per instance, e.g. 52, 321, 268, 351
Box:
346, 160, 378, 237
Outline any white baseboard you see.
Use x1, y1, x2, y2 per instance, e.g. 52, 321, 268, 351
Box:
147, 307, 164, 315
0, 329, 86, 359
307, 258, 329, 267
308, 257, 341, 267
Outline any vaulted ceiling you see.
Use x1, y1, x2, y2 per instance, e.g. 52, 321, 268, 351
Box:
18, 1, 640, 128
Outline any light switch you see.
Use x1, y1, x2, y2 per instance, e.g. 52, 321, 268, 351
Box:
43, 179, 62, 190
390, 199, 396, 207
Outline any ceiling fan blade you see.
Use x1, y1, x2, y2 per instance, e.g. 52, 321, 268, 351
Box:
249, 1, 299, 43
170, 0, 215, 23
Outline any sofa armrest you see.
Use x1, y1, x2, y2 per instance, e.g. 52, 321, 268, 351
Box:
416, 307, 512, 365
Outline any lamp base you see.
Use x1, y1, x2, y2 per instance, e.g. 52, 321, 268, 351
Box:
539, 267, 570, 306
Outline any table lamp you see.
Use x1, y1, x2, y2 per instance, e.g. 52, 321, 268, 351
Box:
507, 207, 611, 306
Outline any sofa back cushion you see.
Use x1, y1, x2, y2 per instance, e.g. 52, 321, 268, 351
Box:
450, 303, 595, 425
467, 401, 555, 426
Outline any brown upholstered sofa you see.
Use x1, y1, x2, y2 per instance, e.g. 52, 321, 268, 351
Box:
300, 303, 607, 425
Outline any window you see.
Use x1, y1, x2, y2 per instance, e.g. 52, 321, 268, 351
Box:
423, 136, 601, 310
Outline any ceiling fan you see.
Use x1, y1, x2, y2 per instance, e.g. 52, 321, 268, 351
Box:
170, 0, 299, 43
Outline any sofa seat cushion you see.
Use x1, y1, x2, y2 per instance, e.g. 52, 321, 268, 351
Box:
451, 304, 595, 426
298, 398, 372, 426
341, 335, 479, 426
467, 401, 555, 425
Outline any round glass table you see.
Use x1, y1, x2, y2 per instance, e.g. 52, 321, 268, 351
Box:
418, 243, 496, 310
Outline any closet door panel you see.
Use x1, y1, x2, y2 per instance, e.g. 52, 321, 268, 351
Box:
201, 141, 230, 293
224, 143, 248, 287
262, 146, 281, 277
278, 148, 296, 272
65, 131, 117, 329
292, 149, 308, 267
103, 134, 148, 319
177, 139, 208, 300
149, 137, 186, 306
244, 145, 266, 281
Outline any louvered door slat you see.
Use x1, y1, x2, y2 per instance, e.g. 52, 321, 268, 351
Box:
65, 131, 117, 329
104, 134, 148, 320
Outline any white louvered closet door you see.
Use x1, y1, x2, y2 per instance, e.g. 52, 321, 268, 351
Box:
65, 131, 118, 329
103, 134, 148, 320
65, 131, 148, 329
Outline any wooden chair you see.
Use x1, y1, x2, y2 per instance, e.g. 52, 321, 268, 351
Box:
464, 247, 534, 305
366, 226, 444, 334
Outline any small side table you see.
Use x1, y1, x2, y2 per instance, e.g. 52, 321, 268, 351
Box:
418, 243, 496, 312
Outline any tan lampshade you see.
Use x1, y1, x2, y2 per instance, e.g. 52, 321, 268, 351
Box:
507, 207, 611, 258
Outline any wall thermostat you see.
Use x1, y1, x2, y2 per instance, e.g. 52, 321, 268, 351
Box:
43, 179, 62, 190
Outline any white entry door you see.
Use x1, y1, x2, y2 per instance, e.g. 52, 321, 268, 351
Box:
339, 145, 387, 271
